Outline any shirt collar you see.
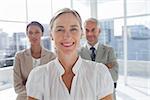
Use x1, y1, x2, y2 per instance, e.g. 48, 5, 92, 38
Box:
86, 42, 99, 51
54, 56, 82, 75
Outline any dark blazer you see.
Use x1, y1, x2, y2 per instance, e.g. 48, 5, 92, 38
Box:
13, 48, 56, 100
79, 43, 118, 82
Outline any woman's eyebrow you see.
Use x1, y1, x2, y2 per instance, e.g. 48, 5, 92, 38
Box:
55, 25, 79, 28
56, 26, 64, 28
70, 25, 79, 28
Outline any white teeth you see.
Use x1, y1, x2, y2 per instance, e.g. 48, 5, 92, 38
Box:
62, 42, 74, 47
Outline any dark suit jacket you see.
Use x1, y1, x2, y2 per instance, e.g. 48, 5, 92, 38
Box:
79, 43, 118, 82
13, 48, 56, 100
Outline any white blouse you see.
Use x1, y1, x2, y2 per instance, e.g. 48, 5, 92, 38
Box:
26, 56, 113, 100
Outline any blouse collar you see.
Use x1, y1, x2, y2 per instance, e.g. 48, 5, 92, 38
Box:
54, 56, 82, 75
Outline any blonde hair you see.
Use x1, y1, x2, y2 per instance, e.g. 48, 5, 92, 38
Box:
49, 8, 82, 32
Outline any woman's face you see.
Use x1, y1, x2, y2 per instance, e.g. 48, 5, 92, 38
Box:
27, 25, 43, 46
51, 13, 82, 55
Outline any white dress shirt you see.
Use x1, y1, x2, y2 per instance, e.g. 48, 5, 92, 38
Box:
26, 56, 113, 100
86, 42, 99, 55
86, 42, 99, 51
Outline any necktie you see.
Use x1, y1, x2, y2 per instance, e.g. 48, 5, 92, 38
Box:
90, 47, 96, 61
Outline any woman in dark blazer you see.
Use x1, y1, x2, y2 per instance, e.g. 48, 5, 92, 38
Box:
13, 21, 56, 100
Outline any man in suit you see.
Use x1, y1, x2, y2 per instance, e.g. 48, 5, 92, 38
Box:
79, 18, 118, 100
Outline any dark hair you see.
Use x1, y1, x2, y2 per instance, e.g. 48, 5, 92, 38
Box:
26, 21, 44, 33
49, 8, 82, 32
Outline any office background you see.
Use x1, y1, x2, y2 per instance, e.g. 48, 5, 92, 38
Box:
0, 0, 150, 99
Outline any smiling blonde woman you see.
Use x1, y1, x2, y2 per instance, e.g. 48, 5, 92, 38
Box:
26, 8, 113, 100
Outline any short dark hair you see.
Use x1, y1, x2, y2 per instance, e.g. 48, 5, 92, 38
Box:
26, 21, 44, 33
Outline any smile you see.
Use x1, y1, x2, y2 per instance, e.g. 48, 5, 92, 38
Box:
61, 42, 74, 47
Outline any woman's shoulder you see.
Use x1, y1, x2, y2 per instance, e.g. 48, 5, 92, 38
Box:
15, 49, 30, 57
31, 59, 56, 74
31, 64, 48, 74
81, 58, 108, 73
81, 58, 104, 67
42, 48, 56, 58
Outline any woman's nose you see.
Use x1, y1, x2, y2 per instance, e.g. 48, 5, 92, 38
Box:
31, 33, 37, 37
64, 31, 71, 39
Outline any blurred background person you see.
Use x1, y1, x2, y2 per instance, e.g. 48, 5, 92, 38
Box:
79, 18, 118, 100
13, 21, 56, 100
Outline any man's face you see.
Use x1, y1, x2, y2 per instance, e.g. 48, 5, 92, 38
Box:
84, 21, 100, 46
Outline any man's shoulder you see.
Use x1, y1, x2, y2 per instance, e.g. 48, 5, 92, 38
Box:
101, 44, 113, 50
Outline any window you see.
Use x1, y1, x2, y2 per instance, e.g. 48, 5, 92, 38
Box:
72, 0, 91, 21
0, 0, 52, 91
0, 0, 26, 21
97, 0, 150, 95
